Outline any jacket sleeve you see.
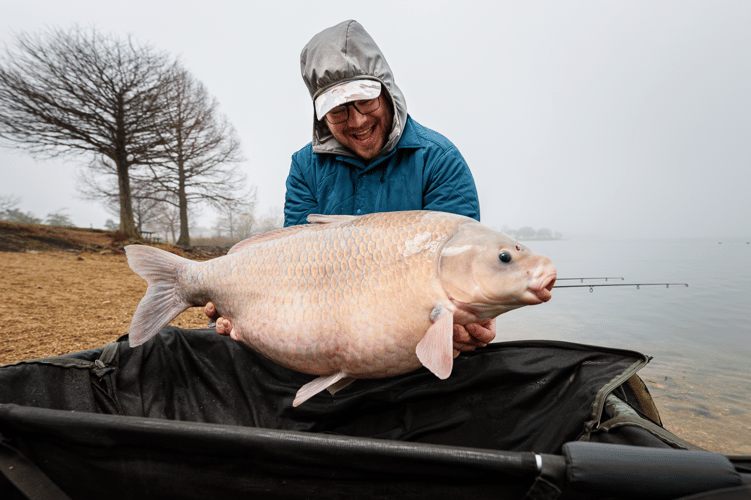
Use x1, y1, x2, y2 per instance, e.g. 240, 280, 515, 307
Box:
284, 150, 318, 227
422, 146, 481, 221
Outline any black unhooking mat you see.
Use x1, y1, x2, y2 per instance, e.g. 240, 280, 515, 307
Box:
1, 327, 749, 499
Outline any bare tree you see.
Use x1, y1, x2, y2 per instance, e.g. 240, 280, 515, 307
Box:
150, 200, 182, 243
147, 194, 200, 243
1, 208, 41, 224
0, 194, 21, 218
255, 206, 284, 235
144, 66, 246, 246
77, 156, 163, 232
0, 27, 176, 237
215, 187, 257, 240
45, 209, 75, 227
0, 194, 42, 223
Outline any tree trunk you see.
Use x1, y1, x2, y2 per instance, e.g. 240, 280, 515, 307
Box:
116, 157, 139, 238
175, 144, 190, 246
176, 192, 190, 246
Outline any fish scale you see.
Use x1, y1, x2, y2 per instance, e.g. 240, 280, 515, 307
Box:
125, 210, 557, 406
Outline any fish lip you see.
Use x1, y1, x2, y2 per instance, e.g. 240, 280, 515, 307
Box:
529, 273, 557, 303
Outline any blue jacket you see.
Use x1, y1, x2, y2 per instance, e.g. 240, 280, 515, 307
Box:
284, 116, 480, 226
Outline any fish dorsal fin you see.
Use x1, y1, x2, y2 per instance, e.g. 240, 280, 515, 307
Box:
416, 305, 454, 379
307, 214, 358, 225
293, 371, 352, 407
227, 225, 312, 255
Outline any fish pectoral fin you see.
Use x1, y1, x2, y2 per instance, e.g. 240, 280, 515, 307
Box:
293, 372, 351, 407
416, 305, 454, 380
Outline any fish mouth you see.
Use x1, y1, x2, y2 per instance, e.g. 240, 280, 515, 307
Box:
527, 272, 557, 304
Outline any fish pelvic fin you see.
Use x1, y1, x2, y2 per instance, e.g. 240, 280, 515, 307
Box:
293, 372, 353, 407
416, 305, 454, 379
326, 376, 356, 395
125, 245, 193, 347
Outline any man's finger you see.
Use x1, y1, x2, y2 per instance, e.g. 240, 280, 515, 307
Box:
452, 324, 471, 343
204, 302, 217, 319
216, 317, 232, 336
467, 321, 496, 344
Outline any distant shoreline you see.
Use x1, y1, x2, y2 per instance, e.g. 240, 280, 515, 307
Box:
516, 237, 564, 241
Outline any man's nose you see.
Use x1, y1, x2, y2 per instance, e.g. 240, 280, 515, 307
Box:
347, 106, 369, 127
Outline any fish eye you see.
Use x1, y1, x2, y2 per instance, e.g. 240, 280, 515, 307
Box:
499, 251, 512, 263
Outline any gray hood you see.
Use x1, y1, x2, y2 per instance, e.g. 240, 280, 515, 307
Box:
300, 20, 408, 160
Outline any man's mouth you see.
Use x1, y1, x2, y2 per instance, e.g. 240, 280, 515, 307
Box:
351, 126, 375, 142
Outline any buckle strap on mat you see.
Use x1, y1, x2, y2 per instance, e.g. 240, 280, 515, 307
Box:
0, 439, 71, 500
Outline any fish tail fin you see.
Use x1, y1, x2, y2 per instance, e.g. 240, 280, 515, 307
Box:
125, 245, 193, 347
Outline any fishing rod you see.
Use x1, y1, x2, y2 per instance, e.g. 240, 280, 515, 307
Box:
554, 279, 688, 292
556, 277, 624, 283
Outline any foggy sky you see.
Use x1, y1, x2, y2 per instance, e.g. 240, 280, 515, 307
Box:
2, 0, 749, 239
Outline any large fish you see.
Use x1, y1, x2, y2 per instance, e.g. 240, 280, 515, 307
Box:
125, 211, 557, 406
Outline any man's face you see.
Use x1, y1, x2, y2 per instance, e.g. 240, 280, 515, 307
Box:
325, 93, 394, 161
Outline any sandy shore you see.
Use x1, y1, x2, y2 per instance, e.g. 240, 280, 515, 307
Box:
1, 251, 207, 362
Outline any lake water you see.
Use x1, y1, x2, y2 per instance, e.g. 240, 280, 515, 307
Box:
495, 237, 751, 454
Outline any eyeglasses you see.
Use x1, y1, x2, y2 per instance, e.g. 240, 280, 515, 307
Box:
325, 96, 381, 124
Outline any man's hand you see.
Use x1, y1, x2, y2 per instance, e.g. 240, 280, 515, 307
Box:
205, 302, 233, 336
452, 318, 496, 358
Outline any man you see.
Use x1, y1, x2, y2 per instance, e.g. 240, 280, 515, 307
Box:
284, 20, 480, 225
207, 20, 495, 355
